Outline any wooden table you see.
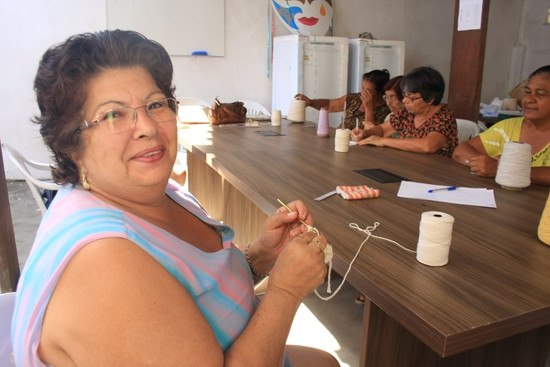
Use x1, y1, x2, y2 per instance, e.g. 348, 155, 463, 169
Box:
178, 121, 550, 366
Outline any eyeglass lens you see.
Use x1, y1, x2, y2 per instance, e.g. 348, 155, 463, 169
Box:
96, 98, 178, 133
404, 94, 422, 101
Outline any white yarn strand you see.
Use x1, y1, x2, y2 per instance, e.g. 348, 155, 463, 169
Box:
315, 212, 455, 300
495, 141, 532, 190
314, 222, 415, 301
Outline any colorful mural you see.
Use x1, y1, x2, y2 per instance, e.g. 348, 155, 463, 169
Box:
271, 0, 333, 36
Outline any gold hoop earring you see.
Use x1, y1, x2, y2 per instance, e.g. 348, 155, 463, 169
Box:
81, 168, 91, 190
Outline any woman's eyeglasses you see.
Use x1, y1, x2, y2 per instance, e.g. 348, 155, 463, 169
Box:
383, 95, 399, 102
403, 94, 423, 102
83, 98, 179, 133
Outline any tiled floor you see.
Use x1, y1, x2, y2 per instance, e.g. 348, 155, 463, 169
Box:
6, 180, 363, 366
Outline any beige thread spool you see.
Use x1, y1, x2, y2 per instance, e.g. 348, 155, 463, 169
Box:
416, 211, 455, 266
288, 99, 306, 122
334, 129, 350, 152
538, 189, 550, 246
495, 141, 531, 190
271, 110, 282, 126
501, 98, 518, 111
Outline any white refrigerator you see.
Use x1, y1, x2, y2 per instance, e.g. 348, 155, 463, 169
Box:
347, 39, 405, 93
272, 35, 349, 127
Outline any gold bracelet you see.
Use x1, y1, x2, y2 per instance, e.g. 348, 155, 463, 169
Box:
245, 243, 270, 278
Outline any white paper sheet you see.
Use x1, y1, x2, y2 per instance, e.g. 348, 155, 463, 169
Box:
457, 0, 483, 31
397, 181, 497, 208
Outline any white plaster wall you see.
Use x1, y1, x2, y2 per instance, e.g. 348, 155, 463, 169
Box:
482, 0, 550, 102
0, 0, 106, 179
1, 0, 548, 179
517, 0, 550, 82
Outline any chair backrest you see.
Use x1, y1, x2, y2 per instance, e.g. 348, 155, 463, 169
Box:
0, 292, 16, 366
241, 100, 270, 117
1, 143, 60, 216
456, 119, 480, 144
177, 97, 210, 107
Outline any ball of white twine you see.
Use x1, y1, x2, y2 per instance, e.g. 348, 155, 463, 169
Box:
416, 211, 455, 266
334, 128, 351, 152
495, 141, 531, 190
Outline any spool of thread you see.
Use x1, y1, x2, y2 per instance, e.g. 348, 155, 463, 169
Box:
317, 108, 330, 137
538, 189, 550, 246
416, 211, 455, 266
271, 110, 282, 126
288, 99, 306, 122
334, 129, 350, 152
501, 98, 518, 111
495, 141, 531, 190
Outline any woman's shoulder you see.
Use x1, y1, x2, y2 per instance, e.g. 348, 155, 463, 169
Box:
435, 104, 455, 119
481, 117, 523, 135
346, 93, 361, 105
375, 103, 391, 114
43, 185, 125, 228
491, 116, 524, 128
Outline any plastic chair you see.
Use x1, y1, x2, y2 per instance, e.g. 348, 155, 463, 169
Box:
456, 119, 480, 144
0, 292, 16, 366
1, 143, 60, 216
241, 100, 270, 117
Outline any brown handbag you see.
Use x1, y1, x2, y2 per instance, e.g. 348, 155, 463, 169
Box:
208, 98, 247, 125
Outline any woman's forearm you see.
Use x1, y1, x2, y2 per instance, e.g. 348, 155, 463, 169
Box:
225, 288, 302, 366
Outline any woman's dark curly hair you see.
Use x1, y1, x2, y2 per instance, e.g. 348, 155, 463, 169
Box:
362, 69, 390, 96
400, 66, 445, 105
33, 29, 176, 185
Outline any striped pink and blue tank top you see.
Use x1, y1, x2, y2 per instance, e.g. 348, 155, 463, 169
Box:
12, 181, 257, 366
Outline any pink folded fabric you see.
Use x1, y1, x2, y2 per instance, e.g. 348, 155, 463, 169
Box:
336, 185, 380, 200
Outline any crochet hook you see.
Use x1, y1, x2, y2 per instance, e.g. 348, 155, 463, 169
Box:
277, 199, 320, 235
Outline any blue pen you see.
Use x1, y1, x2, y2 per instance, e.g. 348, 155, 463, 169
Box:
428, 186, 457, 193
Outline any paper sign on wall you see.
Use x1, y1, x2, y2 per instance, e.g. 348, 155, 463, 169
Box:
457, 0, 483, 31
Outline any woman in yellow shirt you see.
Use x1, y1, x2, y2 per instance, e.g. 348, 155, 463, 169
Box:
452, 65, 550, 185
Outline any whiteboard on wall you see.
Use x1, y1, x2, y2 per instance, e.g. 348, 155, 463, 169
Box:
106, 0, 225, 56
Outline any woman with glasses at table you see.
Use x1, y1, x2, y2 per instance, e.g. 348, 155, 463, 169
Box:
382, 75, 405, 122
12, 30, 339, 367
452, 65, 550, 185
294, 69, 391, 130
351, 66, 458, 157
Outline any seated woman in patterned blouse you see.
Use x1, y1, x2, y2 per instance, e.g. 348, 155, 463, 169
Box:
294, 69, 391, 130
351, 66, 458, 157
